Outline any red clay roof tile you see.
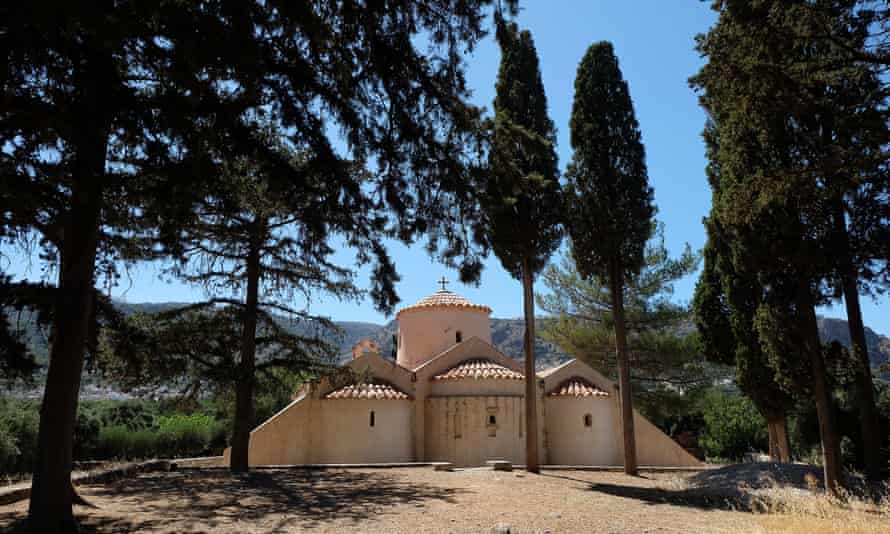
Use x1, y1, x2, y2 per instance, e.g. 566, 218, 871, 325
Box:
324, 380, 411, 400
432, 358, 524, 381
548, 377, 610, 398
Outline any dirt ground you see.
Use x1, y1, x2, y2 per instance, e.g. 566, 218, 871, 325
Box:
0, 467, 773, 533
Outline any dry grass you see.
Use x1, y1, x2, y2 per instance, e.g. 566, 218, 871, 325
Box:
748, 486, 890, 534
658, 464, 890, 534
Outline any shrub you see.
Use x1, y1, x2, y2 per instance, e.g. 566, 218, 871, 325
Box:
0, 398, 40, 474
699, 389, 768, 461
156, 413, 219, 458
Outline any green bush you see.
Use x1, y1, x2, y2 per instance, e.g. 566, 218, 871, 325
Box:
699, 389, 768, 461
0, 398, 40, 474
95, 425, 160, 460
156, 413, 219, 458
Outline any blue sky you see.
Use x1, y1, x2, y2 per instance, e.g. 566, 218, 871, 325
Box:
4, 1, 888, 334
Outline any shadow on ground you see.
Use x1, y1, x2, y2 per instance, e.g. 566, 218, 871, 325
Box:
541, 473, 740, 512
1, 469, 469, 533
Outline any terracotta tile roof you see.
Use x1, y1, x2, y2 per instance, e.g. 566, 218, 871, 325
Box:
548, 377, 610, 398
324, 380, 411, 400
432, 358, 524, 381
396, 289, 492, 318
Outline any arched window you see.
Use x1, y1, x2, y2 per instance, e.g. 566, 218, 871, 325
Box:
583, 414, 592, 427
370, 411, 376, 427
455, 331, 462, 343
488, 415, 496, 425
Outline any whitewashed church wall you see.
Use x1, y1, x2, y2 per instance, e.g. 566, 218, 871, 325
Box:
243, 395, 313, 466
424, 395, 532, 466
632, 410, 702, 467
544, 397, 619, 465
428, 379, 524, 397
396, 309, 491, 368
311, 399, 413, 463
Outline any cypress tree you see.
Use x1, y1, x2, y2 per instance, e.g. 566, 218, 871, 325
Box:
564, 41, 655, 476
482, 15, 562, 474
2, 1, 512, 528
692, 0, 889, 486
694, 221, 795, 462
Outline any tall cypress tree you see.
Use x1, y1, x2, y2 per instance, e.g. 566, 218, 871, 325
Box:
691, 0, 856, 491
692, 0, 888, 486
482, 15, 562, 474
563, 41, 655, 476
2, 1, 512, 529
694, 221, 795, 462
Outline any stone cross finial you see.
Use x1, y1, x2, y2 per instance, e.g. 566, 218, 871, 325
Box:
438, 276, 449, 291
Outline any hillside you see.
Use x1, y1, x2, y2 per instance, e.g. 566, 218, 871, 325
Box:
7, 301, 889, 380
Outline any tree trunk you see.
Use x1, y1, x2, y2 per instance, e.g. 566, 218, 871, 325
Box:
840, 268, 882, 480
766, 411, 792, 463
610, 264, 637, 476
831, 199, 882, 480
798, 280, 844, 493
230, 221, 262, 473
521, 258, 540, 474
27, 43, 110, 532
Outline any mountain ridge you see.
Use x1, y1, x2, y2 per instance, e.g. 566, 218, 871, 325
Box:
8, 301, 889, 380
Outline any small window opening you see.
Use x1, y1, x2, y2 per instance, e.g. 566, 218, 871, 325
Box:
370, 411, 376, 427
488, 415, 496, 425
583, 414, 592, 427
456, 331, 462, 343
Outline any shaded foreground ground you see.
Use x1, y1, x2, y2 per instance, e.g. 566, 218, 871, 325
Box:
0, 467, 886, 533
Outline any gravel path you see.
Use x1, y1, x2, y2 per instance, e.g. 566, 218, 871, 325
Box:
0, 467, 758, 533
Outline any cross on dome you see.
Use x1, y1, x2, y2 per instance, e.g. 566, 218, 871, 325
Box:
437, 276, 449, 291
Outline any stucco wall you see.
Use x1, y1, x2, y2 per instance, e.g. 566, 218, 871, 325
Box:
424, 396, 525, 466
632, 411, 701, 467
396, 309, 491, 368
240, 394, 313, 466
311, 399, 413, 463
544, 397, 619, 465
429, 378, 524, 397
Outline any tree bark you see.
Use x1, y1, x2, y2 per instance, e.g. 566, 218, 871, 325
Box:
840, 268, 882, 481
831, 198, 882, 481
521, 258, 540, 474
610, 263, 637, 476
27, 41, 110, 533
230, 221, 262, 473
766, 411, 792, 463
798, 280, 844, 493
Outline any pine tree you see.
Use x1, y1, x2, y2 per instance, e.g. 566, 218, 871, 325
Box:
563, 41, 655, 476
163, 142, 375, 473
539, 225, 706, 391
2, 1, 513, 528
481, 15, 562, 474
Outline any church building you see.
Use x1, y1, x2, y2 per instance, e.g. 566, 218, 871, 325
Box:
227, 283, 701, 467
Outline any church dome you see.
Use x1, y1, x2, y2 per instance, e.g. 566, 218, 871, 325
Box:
395, 279, 493, 369
396, 288, 492, 318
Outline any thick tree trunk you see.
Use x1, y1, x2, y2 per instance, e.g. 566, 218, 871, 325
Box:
230, 223, 262, 473
27, 44, 110, 532
831, 199, 882, 480
521, 259, 540, 474
798, 280, 844, 493
610, 265, 637, 476
766, 411, 792, 463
